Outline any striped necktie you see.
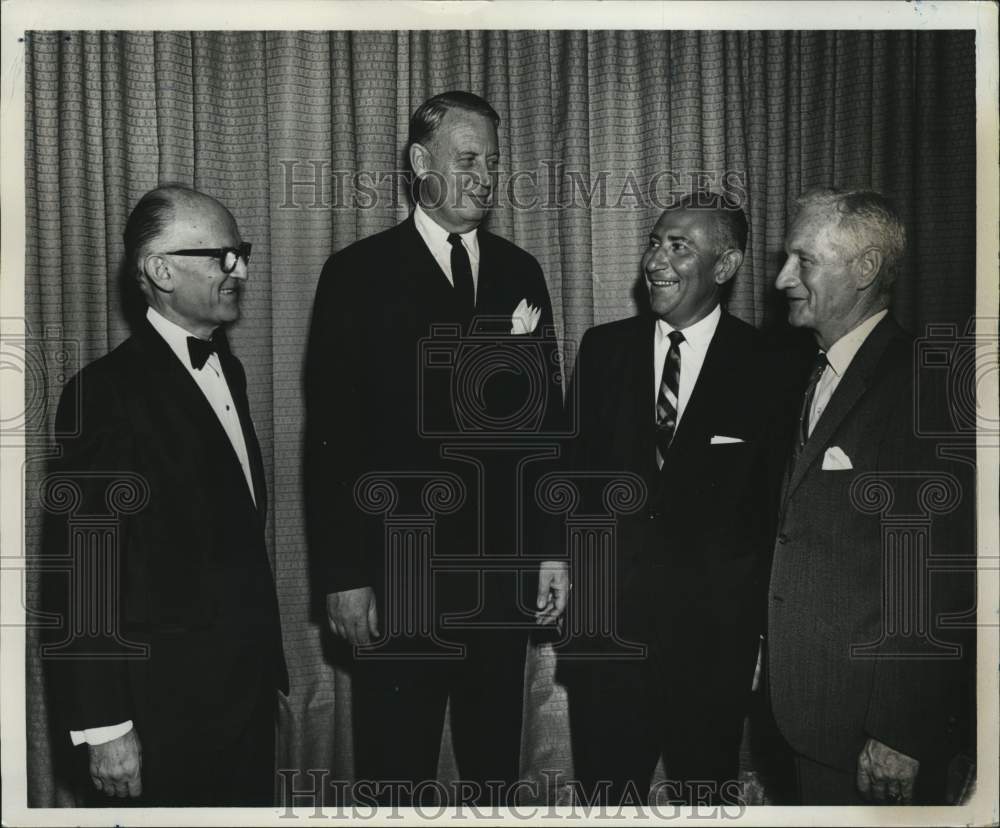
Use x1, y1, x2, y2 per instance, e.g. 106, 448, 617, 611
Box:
655, 329, 685, 468
797, 351, 828, 451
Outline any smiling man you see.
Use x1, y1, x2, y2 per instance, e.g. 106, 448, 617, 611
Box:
45, 185, 287, 805
305, 92, 563, 805
767, 188, 973, 805
561, 191, 796, 805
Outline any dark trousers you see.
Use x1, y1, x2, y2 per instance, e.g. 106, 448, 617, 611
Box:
567, 654, 746, 805
792, 754, 866, 805
352, 629, 528, 806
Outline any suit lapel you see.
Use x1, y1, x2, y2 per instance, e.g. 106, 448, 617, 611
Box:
782, 316, 902, 503
470, 230, 511, 329
134, 321, 262, 517
627, 316, 659, 483
396, 215, 469, 323
665, 312, 735, 459
476, 231, 496, 312
216, 336, 268, 522
134, 320, 231, 441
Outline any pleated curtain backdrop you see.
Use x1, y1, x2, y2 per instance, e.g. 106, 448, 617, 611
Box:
24, 29, 976, 806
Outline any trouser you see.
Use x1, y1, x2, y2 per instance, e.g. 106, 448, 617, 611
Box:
352, 629, 529, 806
567, 654, 746, 805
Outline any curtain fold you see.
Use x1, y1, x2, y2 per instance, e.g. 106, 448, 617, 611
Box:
24, 29, 976, 807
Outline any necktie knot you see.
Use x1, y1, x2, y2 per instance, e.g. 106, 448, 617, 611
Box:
187, 336, 217, 370
667, 329, 686, 348
447, 232, 463, 249
809, 351, 828, 380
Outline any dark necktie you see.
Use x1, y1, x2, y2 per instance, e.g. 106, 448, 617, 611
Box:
447, 232, 475, 311
655, 329, 685, 468
797, 351, 828, 451
187, 336, 217, 370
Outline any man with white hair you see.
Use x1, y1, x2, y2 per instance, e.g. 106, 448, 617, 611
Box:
767, 188, 972, 804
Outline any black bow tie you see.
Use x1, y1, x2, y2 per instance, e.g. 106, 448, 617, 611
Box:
187, 336, 218, 370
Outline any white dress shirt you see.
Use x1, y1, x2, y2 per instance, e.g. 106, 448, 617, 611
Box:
413, 203, 481, 301
807, 309, 888, 436
653, 304, 722, 427
69, 307, 257, 747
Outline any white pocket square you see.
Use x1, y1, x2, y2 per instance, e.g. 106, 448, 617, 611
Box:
822, 446, 853, 470
710, 435, 745, 444
511, 298, 541, 335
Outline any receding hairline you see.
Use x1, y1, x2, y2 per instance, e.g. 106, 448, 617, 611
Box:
151, 187, 237, 238
147, 185, 230, 219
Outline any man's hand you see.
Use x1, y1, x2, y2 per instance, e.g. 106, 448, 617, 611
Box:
88, 728, 142, 798
326, 587, 379, 645
856, 736, 919, 804
737, 768, 767, 806
535, 561, 570, 625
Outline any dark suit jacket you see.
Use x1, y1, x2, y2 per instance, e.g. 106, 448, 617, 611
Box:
767, 316, 973, 772
563, 311, 797, 716
305, 215, 562, 627
44, 319, 287, 747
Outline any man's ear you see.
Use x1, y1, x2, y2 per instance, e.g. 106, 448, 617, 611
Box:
142, 254, 173, 294
855, 247, 883, 290
713, 249, 743, 285
409, 142, 430, 179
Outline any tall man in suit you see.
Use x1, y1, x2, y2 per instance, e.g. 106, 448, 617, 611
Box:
767, 188, 973, 804
562, 192, 794, 804
305, 91, 566, 804
44, 186, 287, 805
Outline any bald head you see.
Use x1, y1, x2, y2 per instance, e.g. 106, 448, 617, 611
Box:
123, 186, 235, 281
124, 185, 248, 338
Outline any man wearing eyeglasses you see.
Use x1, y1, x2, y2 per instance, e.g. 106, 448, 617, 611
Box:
45, 185, 287, 805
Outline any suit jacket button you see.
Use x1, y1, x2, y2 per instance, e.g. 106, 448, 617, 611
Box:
648, 510, 659, 520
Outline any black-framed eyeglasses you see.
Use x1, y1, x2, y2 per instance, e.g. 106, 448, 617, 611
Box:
161, 242, 252, 274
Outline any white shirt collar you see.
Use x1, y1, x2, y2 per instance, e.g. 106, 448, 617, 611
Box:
824, 309, 889, 377
414, 203, 478, 249
146, 306, 215, 371
656, 303, 722, 352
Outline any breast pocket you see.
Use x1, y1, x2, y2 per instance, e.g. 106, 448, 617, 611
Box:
706, 439, 753, 474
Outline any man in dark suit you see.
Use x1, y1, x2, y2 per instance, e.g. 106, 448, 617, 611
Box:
44, 185, 287, 805
305, 91, 565, 804
767, 188, 973, 804
561, 192, 794, 804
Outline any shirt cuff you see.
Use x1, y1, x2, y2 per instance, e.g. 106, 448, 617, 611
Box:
69, 720, 134, 746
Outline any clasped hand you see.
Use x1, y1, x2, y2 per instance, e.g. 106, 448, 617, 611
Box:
326, 586, 379, 645
856, 737, 919, 804
89, 728, 142, 798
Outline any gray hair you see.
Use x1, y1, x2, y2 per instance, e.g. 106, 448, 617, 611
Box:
795, 188, 906, 292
